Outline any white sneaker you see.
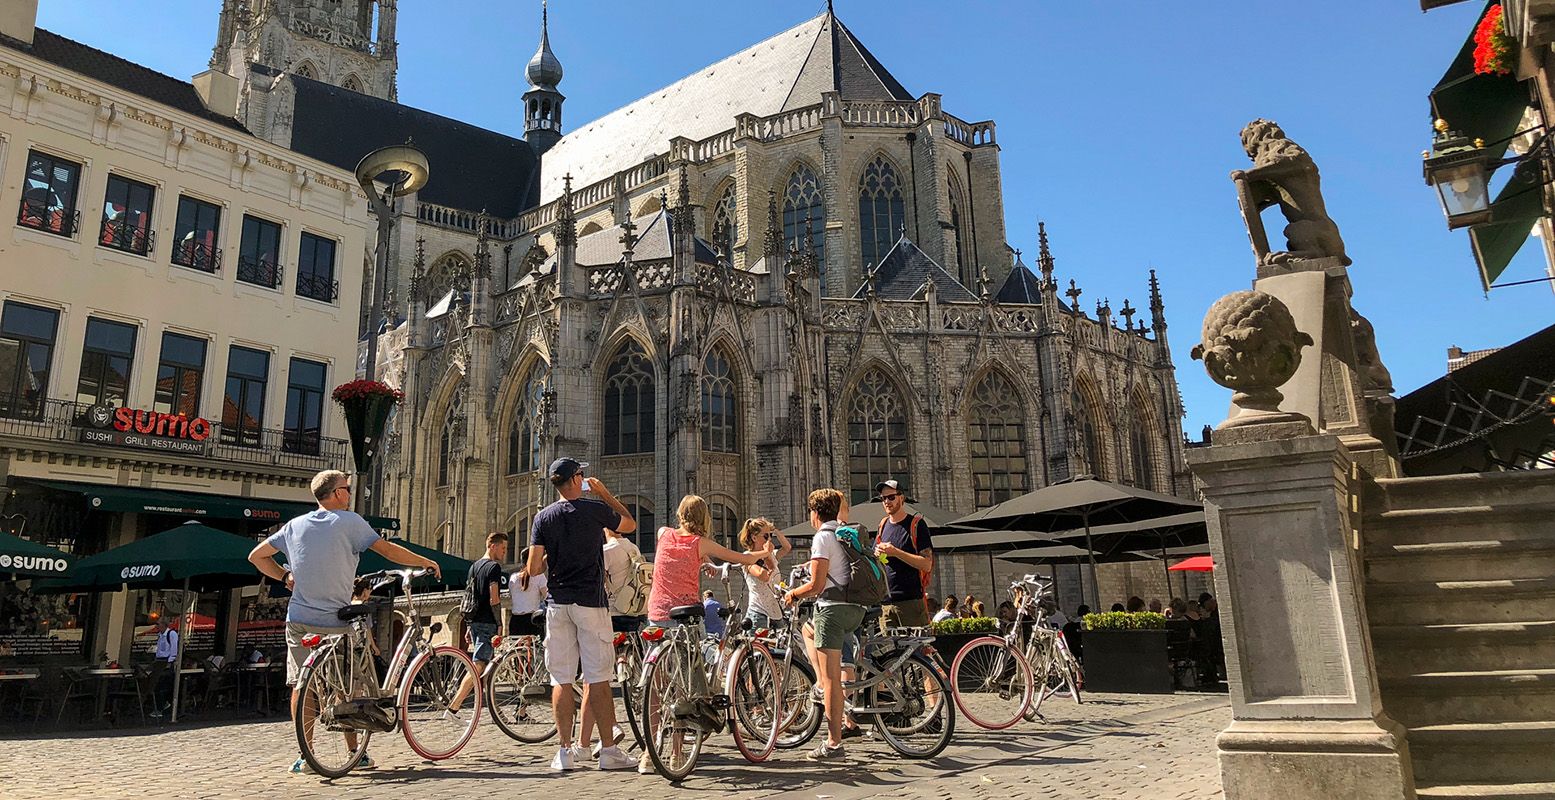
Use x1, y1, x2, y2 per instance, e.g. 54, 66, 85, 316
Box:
589, 724, 625, 758
637, 752, 654, 775
550, 746, 578, 771
597, 745, 636, 771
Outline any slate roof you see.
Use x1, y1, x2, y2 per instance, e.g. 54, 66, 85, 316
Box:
539, 11, 913, 201
550, 210, 719, 270
853, 236, 977, 303
287, 75, 538, 218
995, 258, 1045, 305
1, 29, 248, 132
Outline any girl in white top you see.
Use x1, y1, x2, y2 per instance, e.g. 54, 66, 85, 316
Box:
737, 517, 791, 628
508, 546, 548, 637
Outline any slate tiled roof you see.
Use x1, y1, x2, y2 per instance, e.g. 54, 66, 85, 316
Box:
539, 11, 913, 201
853, 236, 977, 303
556, 210, 719, 269
1, 29, 248, 132
287, 75, 538, 218
995, 258, 1045, 305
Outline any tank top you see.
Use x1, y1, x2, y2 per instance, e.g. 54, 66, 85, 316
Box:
648, 527, 703, 623
744, 553, 784, 621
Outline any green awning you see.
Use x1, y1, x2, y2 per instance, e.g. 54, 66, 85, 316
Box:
0, 530, 73, 577
1430, 1, 1530, 161
22, 479, 400, 531
1470, 159, 1547, 289
33, 521, 262, 594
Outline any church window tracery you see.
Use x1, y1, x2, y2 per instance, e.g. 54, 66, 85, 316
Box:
712, 183, 737, 260
1130, 395, 1159, 491
507, 361, 549, 475
710, 501, 739, 549
948, 171, 968, 285
968, 371, 1029, 508
295, 60, 317, 80
342, 73, 363, 93
782, 165, 826, 291
603, 340, 655, 455
702, 349, 737, 452
438, 389, 463, 487
847, 367, 910, 505
858, 156, 905, 272
1072, 383, 1107, 479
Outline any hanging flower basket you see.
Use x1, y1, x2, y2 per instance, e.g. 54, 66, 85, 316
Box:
332, 380, 403, 473
1473, 4, 1516, 76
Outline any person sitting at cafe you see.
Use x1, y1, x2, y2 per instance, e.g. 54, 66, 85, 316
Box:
149, 616, 179, 718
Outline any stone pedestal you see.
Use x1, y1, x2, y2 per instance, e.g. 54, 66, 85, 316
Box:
1188, 431, 1414, 800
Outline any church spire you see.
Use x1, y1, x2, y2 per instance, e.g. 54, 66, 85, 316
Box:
1148, 268, 1167, 333
523, 0, 566, 155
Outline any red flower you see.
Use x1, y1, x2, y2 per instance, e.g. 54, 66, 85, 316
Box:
331, 379, 404, 404
1474, 5, 1515, 76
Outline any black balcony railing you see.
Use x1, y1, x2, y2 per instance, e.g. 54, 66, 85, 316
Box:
172, 240, 222, 273
236, 256, 283, 289
0, 398, 346, 469
296, 272, 339, 303
18, 198, 79, 237
99, 218, 154, 256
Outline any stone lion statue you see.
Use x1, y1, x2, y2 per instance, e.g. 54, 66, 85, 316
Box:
1232, 119, 1351, 267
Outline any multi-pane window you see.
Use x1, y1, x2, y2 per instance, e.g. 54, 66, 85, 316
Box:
1130, 405, 1157, 491
0, 302, 60, 420
237, 216, 283, 289
948, 178, 968, 284
297, 233, 338, 303
153, 332, 206, 418
438, 391, 463, 487
19, 151, 81, 237
76, 318, 137, 409
507, 362, 549, 475
847, 367, 910, 506
100, 175, 155, 255
283, 358, 327, 455
710, 502, 739, 549
221, 346, 269, 447
701, 350, 737, 452
1072, 388, 1106, 479
711, 183, 737, 260
782, 165, 826, 291
172, 196, 222, 273
602, 340, 655, 455
624, 501, 656, 554
967, 371, 1029, 508
858, 156, 905, 271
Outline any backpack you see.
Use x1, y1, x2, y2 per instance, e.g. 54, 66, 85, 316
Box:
459, 558, 492, 622
606, 542, 652, 617
819, 525, 887, 607
877, 513, 933, 603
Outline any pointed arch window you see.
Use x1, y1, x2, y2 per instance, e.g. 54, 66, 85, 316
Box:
948, 172, 968, 285
968, 371, 1029, 508
342, 74, 363, 93
847, 367, 910, 506
1130, 399, 1159, 491
712, 183, 738, 261
438, 390, 463, 487
710, 501, 739, 549
1072, 387, 1106, 479
858, 156, 905, 272
603, 340, 655, 455
782, 165, 826, 291
702, 349, 737, 452
507, 361, 550, 475
295, 61, 317, 80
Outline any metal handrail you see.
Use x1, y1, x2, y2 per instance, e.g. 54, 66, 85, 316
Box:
236, 256, 283, 289
98, 219, 154, 255
295, 272, 339, 303
18, 199, 79, 237
172, 240, 222, 273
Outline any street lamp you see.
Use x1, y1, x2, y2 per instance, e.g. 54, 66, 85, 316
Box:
355, 145, 430, 383
1423, 119, 1492, 230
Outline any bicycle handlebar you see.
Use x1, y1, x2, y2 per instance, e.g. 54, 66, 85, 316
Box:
361, 567, 435, 591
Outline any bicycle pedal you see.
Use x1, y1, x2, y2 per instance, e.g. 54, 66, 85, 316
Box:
708, 694, 732, 711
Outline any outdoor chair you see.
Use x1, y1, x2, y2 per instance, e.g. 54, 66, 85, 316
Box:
202, 660, 240, 714
15, 668, 62, 724
106, 665, 149, 727
54, 668, 97, 725
1165, 618, 1197, 690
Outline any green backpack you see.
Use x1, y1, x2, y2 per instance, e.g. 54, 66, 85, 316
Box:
819, 525, 887, 607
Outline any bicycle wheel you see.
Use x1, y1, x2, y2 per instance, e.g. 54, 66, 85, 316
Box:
871, 653, 954, 759
617, 638, 645, 750
486, 642, 557, 743
399, 645, 482, 760
641, 646, 702, 781
773, 653, 822, 749
950, 636, 1033, 730
294, 640, 372, 778
727, 642, 781, 763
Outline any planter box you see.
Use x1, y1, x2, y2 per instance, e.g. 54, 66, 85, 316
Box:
931, 633, 984, 661
1081, 628, 1173, 694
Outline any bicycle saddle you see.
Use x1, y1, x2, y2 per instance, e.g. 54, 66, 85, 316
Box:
336, 602, 384, 622
668, 604, 705, 623
716, 605, 740, 620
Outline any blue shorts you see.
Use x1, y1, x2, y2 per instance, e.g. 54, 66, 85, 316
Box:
468, 622, 498, 663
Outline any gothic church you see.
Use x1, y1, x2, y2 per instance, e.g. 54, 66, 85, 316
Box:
214, 0, 1189, 600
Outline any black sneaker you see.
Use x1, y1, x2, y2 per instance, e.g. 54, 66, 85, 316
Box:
840, 724, 865, 740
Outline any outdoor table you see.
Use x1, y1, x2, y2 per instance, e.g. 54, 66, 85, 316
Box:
83, 668, 132, 720
237, 663, 284, 715
0, 670, 39, 721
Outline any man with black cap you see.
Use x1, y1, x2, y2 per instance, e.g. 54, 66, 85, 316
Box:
524, 457, 638, 772
872, 479, 935, 631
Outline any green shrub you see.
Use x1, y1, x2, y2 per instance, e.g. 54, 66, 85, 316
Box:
1082, 611, 1167, 631
928, 616, 999, 635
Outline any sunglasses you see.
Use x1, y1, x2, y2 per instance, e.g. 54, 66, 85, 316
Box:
880, 493, 901, 502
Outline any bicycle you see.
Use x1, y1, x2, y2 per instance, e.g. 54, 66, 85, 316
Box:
636, 578, 782, 781
483, 613, 562, 743
292, 568, 483, 777
949, 574, 1082, 729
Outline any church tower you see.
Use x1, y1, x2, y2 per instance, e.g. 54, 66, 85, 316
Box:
212, 0, 399, 100
522, 1, 565, 155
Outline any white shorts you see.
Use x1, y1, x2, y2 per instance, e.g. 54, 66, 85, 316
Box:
544, 603, 614, 686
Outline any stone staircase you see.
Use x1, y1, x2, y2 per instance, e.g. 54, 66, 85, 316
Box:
1364, 469, 1555, 800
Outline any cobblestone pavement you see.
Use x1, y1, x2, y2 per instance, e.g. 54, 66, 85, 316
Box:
0, 693, 1227, 799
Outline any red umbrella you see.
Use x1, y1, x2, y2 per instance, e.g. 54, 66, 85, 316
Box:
1168, 555, 1215, 572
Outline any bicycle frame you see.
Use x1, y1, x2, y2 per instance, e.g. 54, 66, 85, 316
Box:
301, 569, 437, 714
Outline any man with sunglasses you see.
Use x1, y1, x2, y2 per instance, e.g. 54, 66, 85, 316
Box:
248, 469, 440, 774
872, 479, 935, 631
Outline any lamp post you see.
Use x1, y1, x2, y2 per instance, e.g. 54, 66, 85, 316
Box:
1423, 119, 1492, 230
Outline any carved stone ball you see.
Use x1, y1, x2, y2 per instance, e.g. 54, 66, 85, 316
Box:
1191, 290, 1313, 416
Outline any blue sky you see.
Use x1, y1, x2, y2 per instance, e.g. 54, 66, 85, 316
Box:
37, 1, 1550, 434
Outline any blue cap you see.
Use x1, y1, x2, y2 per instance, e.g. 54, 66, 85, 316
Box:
548, 457, 588, 481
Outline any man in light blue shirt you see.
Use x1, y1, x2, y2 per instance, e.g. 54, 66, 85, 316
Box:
148, 617, 179, 717
248, 469, 438, 774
